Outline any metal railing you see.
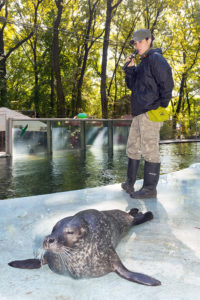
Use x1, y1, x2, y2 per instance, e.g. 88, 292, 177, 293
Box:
4, 118, 200, 156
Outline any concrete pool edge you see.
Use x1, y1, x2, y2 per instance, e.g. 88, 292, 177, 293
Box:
1, 163, 200, 300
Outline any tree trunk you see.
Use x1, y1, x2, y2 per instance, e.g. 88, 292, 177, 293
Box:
0, 2, 7, 106
53, 0, 65, 117
74, 0, 101, 115
100, 1, 112, 119
76, 32, 91, 113
50, 48, 55, 115
75, 34, 90, 114
172, 72, 187, 130
176, 73, 186, 115
71, 46, 81, 117
32, 0, 43, 117
33, 45, 40, 117
172, 52, 187, 130
0, 43, 7, 106
100, 0, 123, 119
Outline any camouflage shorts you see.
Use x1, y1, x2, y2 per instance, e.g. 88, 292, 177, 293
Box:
126, 113, 163, 163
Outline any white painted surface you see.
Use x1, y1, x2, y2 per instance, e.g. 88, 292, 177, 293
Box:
1, 164, 200, 300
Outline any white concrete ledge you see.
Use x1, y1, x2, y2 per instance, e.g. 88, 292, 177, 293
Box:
1, 164, 200, 300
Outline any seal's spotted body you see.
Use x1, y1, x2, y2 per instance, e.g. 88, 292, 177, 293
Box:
9, 208, 161, 286
45, 209, 132, 278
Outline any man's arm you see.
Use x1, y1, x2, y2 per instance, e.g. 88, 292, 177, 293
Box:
150, 54, 174, 107
124, 65, 137, 91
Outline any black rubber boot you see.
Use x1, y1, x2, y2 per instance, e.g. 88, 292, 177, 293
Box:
121, 158, 140, 195
131, 161, 160, 199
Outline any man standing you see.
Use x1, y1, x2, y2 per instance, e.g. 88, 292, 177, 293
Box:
122, 29, 174, 199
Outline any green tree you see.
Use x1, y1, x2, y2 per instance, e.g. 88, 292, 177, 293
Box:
167, 0, 200, 129
70, 0, 103, 117
0, 0, 199, 128
0, 0, 34, 107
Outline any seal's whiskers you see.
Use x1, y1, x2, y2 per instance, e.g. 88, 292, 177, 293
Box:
39, 249, 46, 268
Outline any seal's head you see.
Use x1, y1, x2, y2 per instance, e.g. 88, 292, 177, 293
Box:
43, 216, 88, 252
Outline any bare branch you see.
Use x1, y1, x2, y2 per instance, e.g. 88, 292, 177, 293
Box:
186, 42, 200, 73
88, 30, 104, 51
0, 0, 6, 11
111, 0, 123, 11
151, 1, 164, 34
5, 31, 34, 60
88, 0, 91, 12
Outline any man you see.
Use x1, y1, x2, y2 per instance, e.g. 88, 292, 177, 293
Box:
122, 29, 174, 199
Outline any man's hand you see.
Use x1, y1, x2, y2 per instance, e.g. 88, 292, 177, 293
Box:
125, 55, 135, 67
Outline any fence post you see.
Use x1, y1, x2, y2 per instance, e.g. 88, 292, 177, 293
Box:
108, 120, 113, 149
80, 120, 86, 150
47, 120, 52, 154
195, 119, 198, 139
6, 118, 13, 156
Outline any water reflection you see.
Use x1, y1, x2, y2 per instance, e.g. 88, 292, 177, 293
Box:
0, 143, 199, 200
160, 143, 199, 174
0, 157, 13, 199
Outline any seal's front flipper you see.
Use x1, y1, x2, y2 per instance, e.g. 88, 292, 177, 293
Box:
8, 258, 42, 269
114, 259, 161, 286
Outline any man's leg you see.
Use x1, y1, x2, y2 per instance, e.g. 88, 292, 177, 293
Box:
131, 113, 162, 199
121, 117, 141, 194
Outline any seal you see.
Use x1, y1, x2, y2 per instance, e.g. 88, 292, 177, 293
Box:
8, 208, 161, 286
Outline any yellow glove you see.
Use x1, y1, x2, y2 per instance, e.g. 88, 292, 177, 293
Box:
147, 106, 169, 122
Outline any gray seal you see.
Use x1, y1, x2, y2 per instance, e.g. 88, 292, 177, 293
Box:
8, 208, 161, 286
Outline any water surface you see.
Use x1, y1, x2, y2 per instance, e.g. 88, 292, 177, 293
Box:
0, 143, 199, 200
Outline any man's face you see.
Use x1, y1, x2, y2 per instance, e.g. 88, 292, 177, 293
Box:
134, 38, 152, 55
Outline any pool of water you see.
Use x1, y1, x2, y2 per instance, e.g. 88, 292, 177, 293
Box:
0, 142, 200, 200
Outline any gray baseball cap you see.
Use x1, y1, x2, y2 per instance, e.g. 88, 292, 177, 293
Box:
130, 29, 152, 44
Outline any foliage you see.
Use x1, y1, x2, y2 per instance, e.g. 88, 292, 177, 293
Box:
0, 0, 199, 129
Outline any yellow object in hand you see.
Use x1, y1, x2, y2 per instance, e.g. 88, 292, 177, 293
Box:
148, 107, 169, 122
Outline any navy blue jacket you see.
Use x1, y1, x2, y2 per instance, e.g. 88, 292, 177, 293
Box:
124, 48, 174, 116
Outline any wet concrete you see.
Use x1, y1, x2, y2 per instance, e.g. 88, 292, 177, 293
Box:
1, 164, 200, 300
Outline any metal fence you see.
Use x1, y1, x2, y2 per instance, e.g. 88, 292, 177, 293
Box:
3, 118, 200, 156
